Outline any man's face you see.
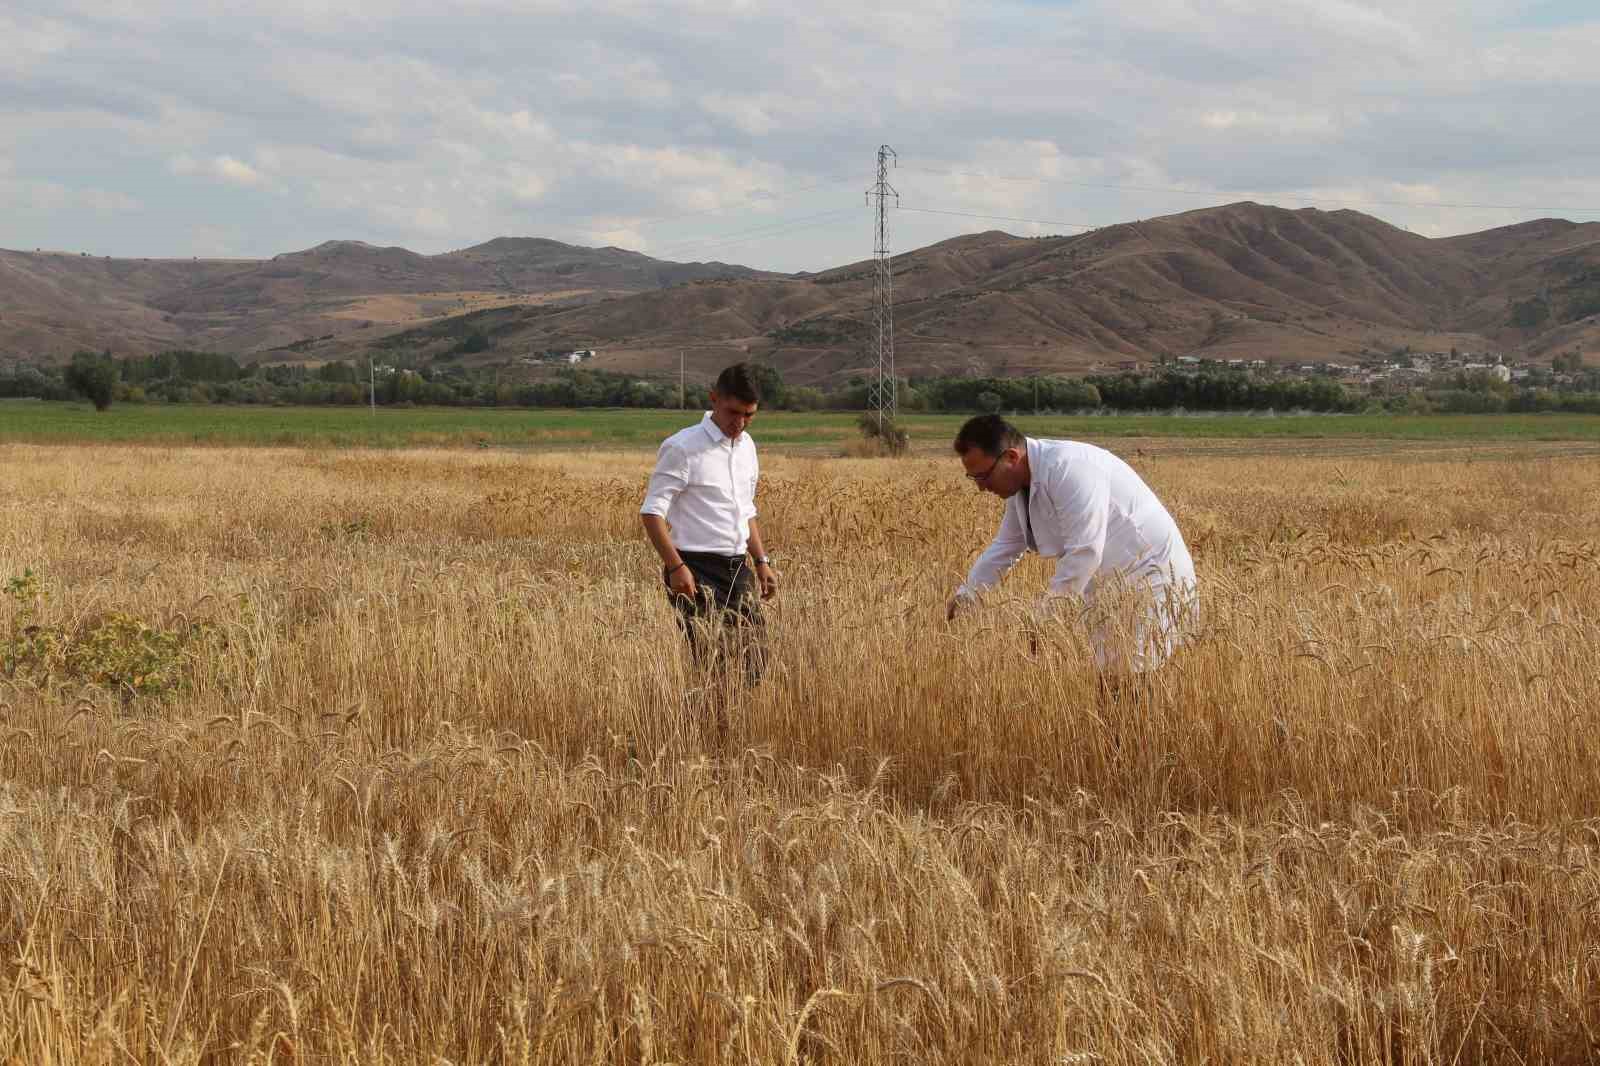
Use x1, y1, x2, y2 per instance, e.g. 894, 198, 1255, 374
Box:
960, 445, 1026, 498
709, 389, 758, 440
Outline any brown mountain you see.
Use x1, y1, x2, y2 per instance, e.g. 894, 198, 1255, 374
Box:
6, 204, 1599, 381
0, 238, 776, 361
311, 202, 1600, 385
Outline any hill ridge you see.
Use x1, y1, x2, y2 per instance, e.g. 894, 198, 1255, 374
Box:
4, 203, 1599, 381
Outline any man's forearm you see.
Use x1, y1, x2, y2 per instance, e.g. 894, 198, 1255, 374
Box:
747, 520, 769, 562
641, 515, 683, 570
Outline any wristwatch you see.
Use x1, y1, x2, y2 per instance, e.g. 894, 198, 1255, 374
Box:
752, 555, 771, 567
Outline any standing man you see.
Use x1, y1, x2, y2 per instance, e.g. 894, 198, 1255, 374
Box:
947, 414, 1198, 673
641, 364, 779, 707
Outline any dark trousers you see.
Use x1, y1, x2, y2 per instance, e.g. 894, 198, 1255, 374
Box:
667, 551, 768, 689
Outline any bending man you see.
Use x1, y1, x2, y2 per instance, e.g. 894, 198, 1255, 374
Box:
947, 414, 1198, 672
640, 363, 778, 708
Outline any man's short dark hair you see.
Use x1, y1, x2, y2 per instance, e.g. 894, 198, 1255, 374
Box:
713, 363, 762, 405
953, 414, 1025, 456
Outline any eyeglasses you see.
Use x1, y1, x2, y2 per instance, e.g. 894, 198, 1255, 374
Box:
966, 453, 1005, 484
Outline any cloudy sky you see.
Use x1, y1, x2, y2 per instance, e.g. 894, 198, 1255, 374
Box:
4, 0, 1599, 272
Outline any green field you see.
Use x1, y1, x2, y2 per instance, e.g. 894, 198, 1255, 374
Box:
5, 398, 1600, 450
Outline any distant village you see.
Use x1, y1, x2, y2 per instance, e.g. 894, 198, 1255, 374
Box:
365, 347, 597, 378
519, 348, 598, 367
1118, 346, 1589, 387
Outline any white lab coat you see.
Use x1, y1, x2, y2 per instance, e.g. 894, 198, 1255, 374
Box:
958, 437, 1198, 671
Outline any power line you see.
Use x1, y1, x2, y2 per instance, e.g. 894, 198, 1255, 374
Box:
900, 163, 1600, 217
649, 206, 861, 258
493, 176, 862, 254
896, 205, 1099, 230
627, 174, 861, 232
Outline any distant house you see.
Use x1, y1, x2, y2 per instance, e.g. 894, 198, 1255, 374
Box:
524, 348, 598, 365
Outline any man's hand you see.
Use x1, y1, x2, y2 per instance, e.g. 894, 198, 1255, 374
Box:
667, 563, 697, 599
945, 592, 966, 622
755, 561, 779, 599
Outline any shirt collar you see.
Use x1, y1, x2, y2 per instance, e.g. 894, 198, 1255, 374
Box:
700, 411, 730, 446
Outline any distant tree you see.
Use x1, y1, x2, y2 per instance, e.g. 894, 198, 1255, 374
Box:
746, 363, 787, 408
1510, 297, 1551, 330
64, 351, 117, 411
317, 360, 358, 384
856, 412, 909, 456
976, 390, 1003, 413
786, 385, 825, 411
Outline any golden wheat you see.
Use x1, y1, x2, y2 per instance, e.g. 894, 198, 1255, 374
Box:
1, 440, 1598, 1064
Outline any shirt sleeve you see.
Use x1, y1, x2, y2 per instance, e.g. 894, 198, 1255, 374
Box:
742, 444, 759, 522
957, 497, 1029, 598
640, 440, 689, 517
1043, 460, 1111, 600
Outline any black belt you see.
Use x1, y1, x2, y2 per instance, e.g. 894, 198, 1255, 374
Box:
678, 550, 748, 570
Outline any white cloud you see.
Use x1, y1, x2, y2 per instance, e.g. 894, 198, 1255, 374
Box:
699, 93, 779, 136
1, 179, 72, 212
508, 172, 548, 204
0, 12, 77, 76
170, 153, 267, 186
212, 155, 265, 186
79, 188, 140, 212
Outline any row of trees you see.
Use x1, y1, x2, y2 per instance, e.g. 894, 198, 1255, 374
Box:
1085, 371, 1360, 413
5, 351, 1600, 415
1376, 365, 1600, 414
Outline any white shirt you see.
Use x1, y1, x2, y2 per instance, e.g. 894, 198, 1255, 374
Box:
959, 437, 1198, 668
640, 412, 759, 555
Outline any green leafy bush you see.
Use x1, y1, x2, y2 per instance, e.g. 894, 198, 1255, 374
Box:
3, 570, 215, 699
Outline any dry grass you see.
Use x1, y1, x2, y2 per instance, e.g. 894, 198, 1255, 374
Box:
2, 442, 1599, 1064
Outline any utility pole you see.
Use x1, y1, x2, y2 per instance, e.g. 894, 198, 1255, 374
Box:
679, 349, 685, 410
369, 355, 376, 415
866, 144, 898, 430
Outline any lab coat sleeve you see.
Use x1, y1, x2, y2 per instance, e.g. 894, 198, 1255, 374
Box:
957, 497, 1029, 598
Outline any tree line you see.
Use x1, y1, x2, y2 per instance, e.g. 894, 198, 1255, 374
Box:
3, 350, 1598, 415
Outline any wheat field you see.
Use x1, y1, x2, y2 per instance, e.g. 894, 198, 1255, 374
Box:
2, 439, 1599, 1064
